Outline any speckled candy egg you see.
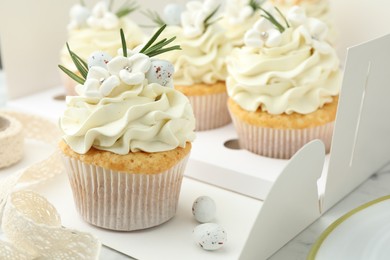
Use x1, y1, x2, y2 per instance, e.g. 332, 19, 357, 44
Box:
87, 51, 112, 69
193, 223, 227, 251
192, 196, 216, 223
146, 59, 174, 87
163, 3, 184, 26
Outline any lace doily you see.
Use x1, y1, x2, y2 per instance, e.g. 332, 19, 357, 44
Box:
0, 111, 101, 259
0, 113, 24, 169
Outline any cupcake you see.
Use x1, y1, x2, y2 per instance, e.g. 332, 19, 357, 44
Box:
58, 26, 196, 231
146, 0, 233, 131
59, 1, 146, 95
226, 6, 342, 159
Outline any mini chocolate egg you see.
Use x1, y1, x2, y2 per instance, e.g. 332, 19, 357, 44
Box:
192, 196, 216, 223
163, 3, 184, 26
193, 223, 227, 251
87, 51, 112, 69
146, 59, 174, 87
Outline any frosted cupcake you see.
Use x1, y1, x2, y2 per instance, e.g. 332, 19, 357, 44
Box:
219, 0, 270, 47
59, 1, 146, 95
226, 6, 342, 159
59, 26, 196, 231
146, 0, 232, 131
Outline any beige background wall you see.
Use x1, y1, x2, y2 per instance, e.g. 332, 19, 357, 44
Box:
0, 0, 389, 98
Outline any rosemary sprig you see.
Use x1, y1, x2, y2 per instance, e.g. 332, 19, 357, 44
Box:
66, 43, 88, 78
248, 0, 265, 12
138, 24, 181, 57
275, 7, 290, 28
58, 65, 85, 84
141, 9, 165, 27
80, 0, 86, 6
120, 28, 128, 57
259, 7, 290, 33
59, 43, 87, 84
204, 5, 221, 28
116, 0, 138, 18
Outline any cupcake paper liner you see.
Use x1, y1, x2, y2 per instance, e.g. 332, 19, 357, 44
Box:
188, 92, 231, 131
230, 114, 334, 159
61, 154, 189, 231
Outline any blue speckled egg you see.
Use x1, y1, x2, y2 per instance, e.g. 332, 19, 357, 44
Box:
87, 51, 112, 69
146, 59, 174, 87
192, 196, 216, 223
193, 223, 227, 251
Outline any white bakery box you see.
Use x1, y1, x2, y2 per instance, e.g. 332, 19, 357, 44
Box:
1, 1, 390, 259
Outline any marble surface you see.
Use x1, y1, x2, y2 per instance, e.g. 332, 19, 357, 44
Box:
98, 169, 390, 260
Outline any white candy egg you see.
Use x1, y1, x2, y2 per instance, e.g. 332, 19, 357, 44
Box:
192, 196, 216, 223
87, 51, 112, 69
193, 223, 227, 251
163, 3, 184, 26
70, 4, 90, 24
146, 59, 174, 87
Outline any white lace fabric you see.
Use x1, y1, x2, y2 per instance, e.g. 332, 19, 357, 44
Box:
0, 111, 101, 259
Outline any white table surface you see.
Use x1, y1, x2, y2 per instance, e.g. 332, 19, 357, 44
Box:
3, 82, 390, 259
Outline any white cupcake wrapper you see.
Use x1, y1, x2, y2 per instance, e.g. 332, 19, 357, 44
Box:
187, 92, 231, 131
61, 154, 189, 231
231, 115, 334, 159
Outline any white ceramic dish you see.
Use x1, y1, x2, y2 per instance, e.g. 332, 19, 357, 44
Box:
308, 195, 390, 260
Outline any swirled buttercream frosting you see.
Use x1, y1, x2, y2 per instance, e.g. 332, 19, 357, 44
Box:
157, 26, 231, 85
226, 6, 341, 115
154, 0, 231, 85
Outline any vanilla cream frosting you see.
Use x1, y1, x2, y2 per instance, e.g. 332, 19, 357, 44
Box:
60, 18, 146, 71
157, 25, 231, 86
226, 7, 341, 115
60, 81, 195, 155
270, 0, 335, 43
219, 0, 264, 47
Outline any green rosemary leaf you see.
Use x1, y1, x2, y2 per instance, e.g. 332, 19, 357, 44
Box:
147, 45, 181, 57
115, 0, 138, 18
275, 6, 290, 28
116, 6, 138, 18
58, 65, 85, 84
204, 4, 220, 28
120, 28, 128, 57
72, 55, 88, 78
260, 7, 285, 33
66, 43, 88, 78
80, 0, 85, 6
139, 24, 167, 54
143, 37, 176, 56
141, 9, 165, 27
249, 0, 265, 12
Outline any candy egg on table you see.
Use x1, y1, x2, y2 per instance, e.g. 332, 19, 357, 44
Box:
146, 59, 174, 87
163, 3, 184, 26
87, 51, 112, 69
193, 223, 227, 251
192, 196, 216, 223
